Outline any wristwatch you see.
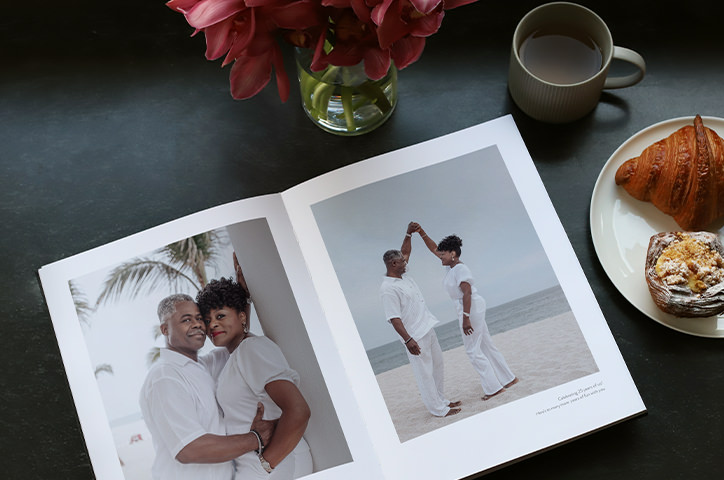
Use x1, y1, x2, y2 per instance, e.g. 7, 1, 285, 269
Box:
258, 453, 274, 473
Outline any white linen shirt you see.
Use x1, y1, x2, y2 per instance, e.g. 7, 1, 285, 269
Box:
443, 263, 478, 300
139, 348, 233, 480
215, 335, 300, 433
380, 273, 439, 342
210, 336, 308, 479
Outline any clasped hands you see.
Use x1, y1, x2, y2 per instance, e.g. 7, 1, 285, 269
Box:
406, 221, 423, 236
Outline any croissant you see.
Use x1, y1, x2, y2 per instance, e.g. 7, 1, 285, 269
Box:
615, 115, 724, 230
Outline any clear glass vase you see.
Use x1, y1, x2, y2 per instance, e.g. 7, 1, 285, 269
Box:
295, 48, 398, 136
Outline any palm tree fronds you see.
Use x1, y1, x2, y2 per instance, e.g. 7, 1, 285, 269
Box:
69, 280, 95, 325
95, 259, 200, 306
151, 323, 162, 341
146, 347, 161, 368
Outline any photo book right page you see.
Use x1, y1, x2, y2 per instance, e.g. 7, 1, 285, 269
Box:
282, 115, 646, 480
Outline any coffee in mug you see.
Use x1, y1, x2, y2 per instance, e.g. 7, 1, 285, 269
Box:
508, 2, 646, 123
519, 27, 603, 85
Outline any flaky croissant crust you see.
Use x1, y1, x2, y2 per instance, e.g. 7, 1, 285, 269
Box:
615, 115, 724, 230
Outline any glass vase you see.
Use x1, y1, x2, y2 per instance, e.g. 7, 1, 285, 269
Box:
295, 48, 398, 136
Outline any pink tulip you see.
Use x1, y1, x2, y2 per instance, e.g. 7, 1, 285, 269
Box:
165, 0, 479, 101
229, 44, 290, 100
168, 0, 325, 101
371, 0, 444, 49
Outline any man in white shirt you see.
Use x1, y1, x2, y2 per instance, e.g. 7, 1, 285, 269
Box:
139, 294, 274, 480
379, 223, 461, 417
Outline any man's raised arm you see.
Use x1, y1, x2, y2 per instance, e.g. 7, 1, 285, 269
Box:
401, 222, 419, 261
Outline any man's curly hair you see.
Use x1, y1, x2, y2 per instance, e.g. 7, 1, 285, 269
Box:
437, 234, 463, 256
195, 277, 248, 317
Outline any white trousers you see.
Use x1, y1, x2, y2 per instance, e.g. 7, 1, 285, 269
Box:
234, 438, 312, 480
406, 328, 451, 417
461, 295, 515, 395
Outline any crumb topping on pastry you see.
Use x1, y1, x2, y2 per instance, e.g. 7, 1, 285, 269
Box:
655, 233, 724, 293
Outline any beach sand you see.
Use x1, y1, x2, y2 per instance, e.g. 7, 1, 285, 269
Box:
113, 417, 154, 480
375, 312, 599, 442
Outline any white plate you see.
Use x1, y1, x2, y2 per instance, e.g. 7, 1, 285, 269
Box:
590, 116, 724, 338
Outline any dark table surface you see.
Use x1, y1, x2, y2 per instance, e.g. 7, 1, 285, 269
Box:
2, 0, 723, 478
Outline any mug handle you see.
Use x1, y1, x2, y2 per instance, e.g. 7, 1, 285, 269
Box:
604, 46, 646, 89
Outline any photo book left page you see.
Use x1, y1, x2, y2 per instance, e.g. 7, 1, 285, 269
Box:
38, 193, 381, 480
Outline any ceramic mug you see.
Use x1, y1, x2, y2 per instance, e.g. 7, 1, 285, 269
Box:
508, 2, 646, 123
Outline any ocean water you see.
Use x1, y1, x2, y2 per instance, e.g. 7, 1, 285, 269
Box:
366, 285, 571, 374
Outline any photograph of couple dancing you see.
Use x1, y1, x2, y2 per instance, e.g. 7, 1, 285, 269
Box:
140, 254, 312, 480
380, 222, 519, 419
309, 147, 599, 442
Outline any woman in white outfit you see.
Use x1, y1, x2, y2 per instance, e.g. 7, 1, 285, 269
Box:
196, 268, 312, 480
418, 229, 518, 400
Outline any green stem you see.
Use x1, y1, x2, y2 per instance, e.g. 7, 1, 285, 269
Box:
341, 86, 355, 132
299, 71, 317, 111
310, 66, 342, 119
357, 81, 392, 113
312, 83, 334, 120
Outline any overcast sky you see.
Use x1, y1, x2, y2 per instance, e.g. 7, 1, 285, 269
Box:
311, 147, 560, 350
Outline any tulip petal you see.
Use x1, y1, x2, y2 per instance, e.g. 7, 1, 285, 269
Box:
228, 40, 289, 101
370, 0, 394, 26
271, 44, 290, 102
322, 0, 352, 6
363, 47, 391, 80
223, 10, 256, 65
203, 16, 235, 60
408, 9, 443, 37
350, 0, 372, 23
443, 0, 478, 9
244, 0, 290, 7
390, 35, 425, 69
229, 53, 273, 100
409, 0, 441, 15
166, 0, 201, 14
185, 0, 246, 29
272, 1, 323, 30
375, 6, 410, 49
325, 44, 365, 67
311, 21, 330, 71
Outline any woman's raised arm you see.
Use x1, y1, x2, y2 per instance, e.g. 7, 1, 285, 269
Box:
416, 225, 441, 257
233, 252, 252, 322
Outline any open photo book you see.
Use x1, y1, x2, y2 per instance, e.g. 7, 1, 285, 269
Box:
39, 115, 646, 480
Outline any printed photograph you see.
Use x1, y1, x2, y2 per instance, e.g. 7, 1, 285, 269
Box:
311, 146, 600, 442
69, 217, 351, 479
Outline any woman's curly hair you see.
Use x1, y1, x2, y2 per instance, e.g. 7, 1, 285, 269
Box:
195, 277, 248, 318
437, 234, 463, 257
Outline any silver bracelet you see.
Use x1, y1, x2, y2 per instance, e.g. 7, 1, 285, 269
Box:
405, 233, 412, 237
462, 312, 470, 317
404, 337, 413, 344
250, 429, 264, 453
